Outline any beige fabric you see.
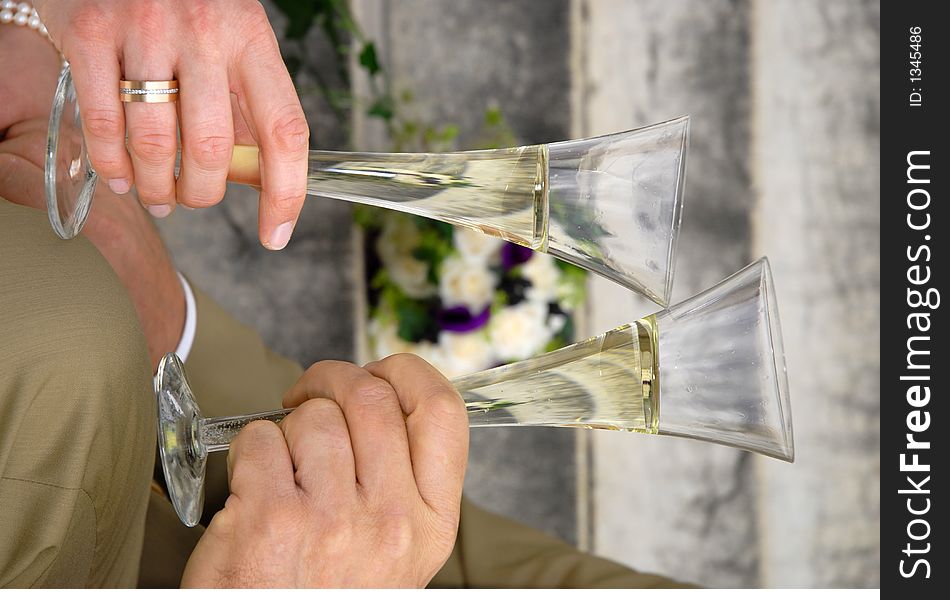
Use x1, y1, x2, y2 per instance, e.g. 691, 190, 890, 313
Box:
1, 198, 154, 587
433, 498, 693, 588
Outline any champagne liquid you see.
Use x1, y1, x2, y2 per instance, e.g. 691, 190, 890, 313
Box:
306, 146, 549, 249
198, 317, 659, 450
456, 318, 658, 433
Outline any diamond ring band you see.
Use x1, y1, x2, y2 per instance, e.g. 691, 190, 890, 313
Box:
119, 79, 179, 103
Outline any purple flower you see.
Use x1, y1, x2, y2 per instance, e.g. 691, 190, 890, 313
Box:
501, 242, 533, 270
438, 304, 491, 333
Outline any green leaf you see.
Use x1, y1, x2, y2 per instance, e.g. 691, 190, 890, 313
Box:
439, 124, 459, 142
554, 259, 586, 276
395, 301, 431, 341
434, 222, 454, 239
492, 290, 509, 311
368, 96, 395, 120
370, 268, 391, 291
353, 205, 382, 229
484, 106, 503, 127
359, 42, 381, 75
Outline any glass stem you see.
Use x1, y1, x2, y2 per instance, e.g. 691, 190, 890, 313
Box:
199, 318, 659, 453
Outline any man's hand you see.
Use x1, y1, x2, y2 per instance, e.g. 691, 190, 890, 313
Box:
0, 118, 184, 371
182, 354, 470, 588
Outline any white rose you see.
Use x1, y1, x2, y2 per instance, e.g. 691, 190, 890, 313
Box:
438, 330, 495, 378
439, 255, 497, 312
489, 302, 553, 361
454, 226, 503, 265
521, 253, 560, 304
376, 214, 420, 259
368, 318, 413, 360
387, 254, 436, 298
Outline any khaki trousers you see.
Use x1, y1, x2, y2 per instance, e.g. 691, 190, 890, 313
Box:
1, 198, 684, 588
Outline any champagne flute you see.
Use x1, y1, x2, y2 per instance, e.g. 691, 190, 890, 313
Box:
158, 258, 793, 526
47, 64, 689, 306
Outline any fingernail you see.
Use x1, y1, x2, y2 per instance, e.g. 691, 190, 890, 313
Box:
147, 204, 173, 219
267, 221, 294, 250
108, 178, 131, 195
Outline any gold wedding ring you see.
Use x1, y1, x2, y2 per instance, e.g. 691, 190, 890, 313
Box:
119, 79, 179, 103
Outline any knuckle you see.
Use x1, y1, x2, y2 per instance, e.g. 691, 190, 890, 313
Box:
425, 387, 467, 422
350, 377, 398, 408
89, 153, 126, 177
185, 0, 217, 38
83, 109, 124, 141
67, 4, 112, 42
129, 130, 177, 163
319, 513, 355, 552
268, 108, 310, 155
294, 400, 350, 451
381, 352, 427, 372
186, 133, 232, 169
235, 3, 274, 42
129, 0, 167, 34
264, 188, 304, 215
177, 192, 221, 209
376, 510, 415, 560
137, 187, 175, 205
233, 421, 282, 464
421, 395, 468, 438
295, 397, 336, 423
317, 421, 351, 453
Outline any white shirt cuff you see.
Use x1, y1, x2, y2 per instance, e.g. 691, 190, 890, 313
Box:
174, 271, 197, 363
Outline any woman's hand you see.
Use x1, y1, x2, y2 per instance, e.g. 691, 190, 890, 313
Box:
34, 0, 309, 250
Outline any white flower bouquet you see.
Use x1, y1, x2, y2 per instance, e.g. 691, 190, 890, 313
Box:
358, 210, 587, 378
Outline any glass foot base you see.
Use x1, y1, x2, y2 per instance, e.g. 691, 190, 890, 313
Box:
46, 65, 97, 240
156, 353, 207, 527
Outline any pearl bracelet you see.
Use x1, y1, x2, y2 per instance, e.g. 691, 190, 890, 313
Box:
0, 1, 52, 44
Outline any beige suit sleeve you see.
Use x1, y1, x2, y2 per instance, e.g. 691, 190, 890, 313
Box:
183, 284, 304, 417
430, 498, 695, 588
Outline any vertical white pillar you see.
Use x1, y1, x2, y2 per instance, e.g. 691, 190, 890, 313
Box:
751, 0, 881, 587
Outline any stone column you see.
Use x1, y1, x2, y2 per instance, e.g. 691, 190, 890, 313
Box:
751, 0, 881, 587
571, 0, 760, 587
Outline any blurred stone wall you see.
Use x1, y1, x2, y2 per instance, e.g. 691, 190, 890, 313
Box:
752, 0, 881, 587
573, 0, 761, 587
157, 0, 880, 587
572, 0, 881, 588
